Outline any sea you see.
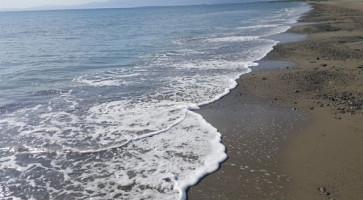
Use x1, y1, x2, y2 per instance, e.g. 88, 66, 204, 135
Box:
0, 2, 310, 199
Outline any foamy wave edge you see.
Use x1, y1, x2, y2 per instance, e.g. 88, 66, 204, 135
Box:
176, 3, 312, 199
68, 37, 278, 200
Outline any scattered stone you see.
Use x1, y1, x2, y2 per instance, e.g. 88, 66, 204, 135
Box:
292, 107, 297, 111
317, 57, 320, 60
163, 178, 171, 182
319, 186, 326, 194
262, 77, 267, 80
335, 116, 342, 120
294, 89, 300, 93
321, 64, 328, 67
317, 92, 362, 115
318, 186, 331, 196
310, 107, 315, 110
358, 65, 363, 69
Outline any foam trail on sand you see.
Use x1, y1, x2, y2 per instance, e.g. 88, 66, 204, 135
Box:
175, 112, 227, 200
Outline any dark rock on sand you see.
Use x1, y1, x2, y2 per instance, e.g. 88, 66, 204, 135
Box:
318, 186, 331, 196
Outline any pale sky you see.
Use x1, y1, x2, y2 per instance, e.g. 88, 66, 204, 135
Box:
0, 0, 274, 10
0, 0, 107, 9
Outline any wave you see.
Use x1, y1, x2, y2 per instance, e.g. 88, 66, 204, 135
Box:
237, 24, 282, 29
205, 36, 260, 42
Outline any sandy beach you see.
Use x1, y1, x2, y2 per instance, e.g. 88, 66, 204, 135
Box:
188, 1, 363, 199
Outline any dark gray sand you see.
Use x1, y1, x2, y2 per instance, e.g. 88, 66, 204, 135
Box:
189, 89, 306, 199
187, 7, 309, 200
189, 1, 363, 199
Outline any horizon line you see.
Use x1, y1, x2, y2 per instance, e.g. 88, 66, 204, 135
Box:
0, 0, 280, 13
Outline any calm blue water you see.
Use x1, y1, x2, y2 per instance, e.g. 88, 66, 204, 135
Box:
0, 2, 310, 199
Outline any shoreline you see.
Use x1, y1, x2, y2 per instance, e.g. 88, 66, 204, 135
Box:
188, 1, 363, 199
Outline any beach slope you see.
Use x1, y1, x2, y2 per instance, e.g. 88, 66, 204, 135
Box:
189, 1, 363, 199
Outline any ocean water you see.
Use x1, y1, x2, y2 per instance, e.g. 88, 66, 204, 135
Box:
0, 2, 310, 199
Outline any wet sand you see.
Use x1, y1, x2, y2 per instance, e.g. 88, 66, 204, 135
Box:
188, 1, 363, 199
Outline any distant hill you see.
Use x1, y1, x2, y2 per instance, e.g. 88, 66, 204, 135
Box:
76, 0, 279, 8
1, 0, 279, 11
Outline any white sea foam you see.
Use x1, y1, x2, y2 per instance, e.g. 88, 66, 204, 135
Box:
73, 71, 142, 87
0, 111, 226, 199
236, 24, 281, 29
206, 36, 260, 42
0, 36, 277, 200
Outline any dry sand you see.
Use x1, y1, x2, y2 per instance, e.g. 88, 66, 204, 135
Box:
188, 1, 363, 199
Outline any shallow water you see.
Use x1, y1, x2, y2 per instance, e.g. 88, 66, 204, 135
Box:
0, 2, 310, 199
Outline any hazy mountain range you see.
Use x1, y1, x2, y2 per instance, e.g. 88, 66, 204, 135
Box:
1, 0, 278, 11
